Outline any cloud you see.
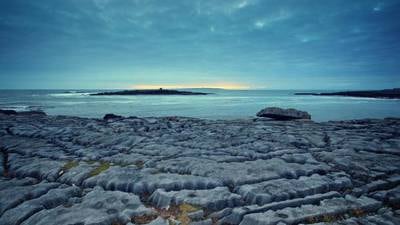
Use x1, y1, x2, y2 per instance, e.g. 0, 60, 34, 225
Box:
373, 2, 384, 12
0, 0, 400, 89
252, 9, 292, 29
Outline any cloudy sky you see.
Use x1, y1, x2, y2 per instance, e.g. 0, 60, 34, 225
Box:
0, 0, 399, 89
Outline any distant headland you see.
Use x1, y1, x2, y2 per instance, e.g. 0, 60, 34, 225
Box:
90, 88, 210, 96
295, 88, 400, 99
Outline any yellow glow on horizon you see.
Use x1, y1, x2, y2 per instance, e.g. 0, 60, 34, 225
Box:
130, 83, 251, 90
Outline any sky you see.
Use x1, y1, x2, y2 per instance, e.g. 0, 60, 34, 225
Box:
0, 0, 399, 90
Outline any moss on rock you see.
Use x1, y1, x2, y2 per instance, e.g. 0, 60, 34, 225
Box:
88, 161, 110, 177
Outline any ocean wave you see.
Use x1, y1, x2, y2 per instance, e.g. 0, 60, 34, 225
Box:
48, 92, 92, 97
0, 105, 49, 111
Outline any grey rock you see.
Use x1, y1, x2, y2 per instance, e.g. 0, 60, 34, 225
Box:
18, 111, 46, 116
145, 217, 169, 225
0, 109, 17, 115
236, 173, 352, 205
315, 149, 400, 183
21, 187, 154, 225
190, 219, 213, 225
156, 156, 330, 186
0, 177, 38, 190
8, 154, 64, 182
83, 166, 222, 194
58, 161, 97, 186
240, 195, 381, 225
371, 185, 400, 207
0, 185, 81, 225
298, 211, 400, 225
0, 181, 60, 215
188, 210, 204, 221
150, 187, 242, 210
0, 153, 4, 176
103, 113, 123, 120
219, 191, 341, 225
1, 113, 399, 225
169, 219, 182, 225
256, 107, 311, 120
0, 136, 67, 159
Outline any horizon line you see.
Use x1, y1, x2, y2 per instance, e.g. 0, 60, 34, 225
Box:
0, 87, 397, 91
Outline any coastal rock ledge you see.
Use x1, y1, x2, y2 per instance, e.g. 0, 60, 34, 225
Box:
257, 107, 312, 120
0, 112, 400, 225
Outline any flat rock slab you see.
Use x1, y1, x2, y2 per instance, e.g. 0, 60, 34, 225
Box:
150, 187, 242, 210
155, 155, 330, 186
0, 179, 60, 215
299, 211, 400, 225
21, 187, 153, 225
236, 173, 352, 205
257, 107, 311, 120
240, 195, 382, 225
0, 185, 81, 225
82, 166, 222, 194
1, 114, 400, 225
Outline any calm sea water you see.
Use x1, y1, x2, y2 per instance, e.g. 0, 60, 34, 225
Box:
0, 89, 399, 122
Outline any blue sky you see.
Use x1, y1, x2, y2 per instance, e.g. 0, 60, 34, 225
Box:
0, 0, 399, 89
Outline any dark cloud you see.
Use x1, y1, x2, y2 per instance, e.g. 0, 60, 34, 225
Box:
0, 0, 399, 89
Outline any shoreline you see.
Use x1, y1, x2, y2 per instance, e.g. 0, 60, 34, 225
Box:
1, 112, 400, 225
1, 88, 400, 123
2, 108, 400, 123
295, 88, 400, 99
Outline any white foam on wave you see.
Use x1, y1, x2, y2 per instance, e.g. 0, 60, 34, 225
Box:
0, 105, 30, 111
48, 92, 92, 97
0, 105, 47, 111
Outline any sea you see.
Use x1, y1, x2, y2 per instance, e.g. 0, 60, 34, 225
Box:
0, 89, 399, 122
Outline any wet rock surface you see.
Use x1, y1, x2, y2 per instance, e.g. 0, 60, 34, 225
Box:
0, 113, 399, 225
257, 107, 311, 120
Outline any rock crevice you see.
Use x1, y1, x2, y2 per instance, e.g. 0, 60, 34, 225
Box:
0, 113, 399, 225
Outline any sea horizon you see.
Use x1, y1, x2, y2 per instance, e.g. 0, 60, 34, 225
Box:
0, 87, 398, 91
1, 89, 399, 122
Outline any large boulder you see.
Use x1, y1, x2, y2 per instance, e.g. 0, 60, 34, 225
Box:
18, 111, 46, 116
0, 109, 17, 115
103, 113, 123, 120
256, 107, 311, 120
0, 110, 46, 116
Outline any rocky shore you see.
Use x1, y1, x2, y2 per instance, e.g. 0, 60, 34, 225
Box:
295, 88, 400, 99
0, 111, 399, 225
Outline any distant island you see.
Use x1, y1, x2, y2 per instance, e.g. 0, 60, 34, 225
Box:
91, 89, 210, 96
295, 88, 400, 99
